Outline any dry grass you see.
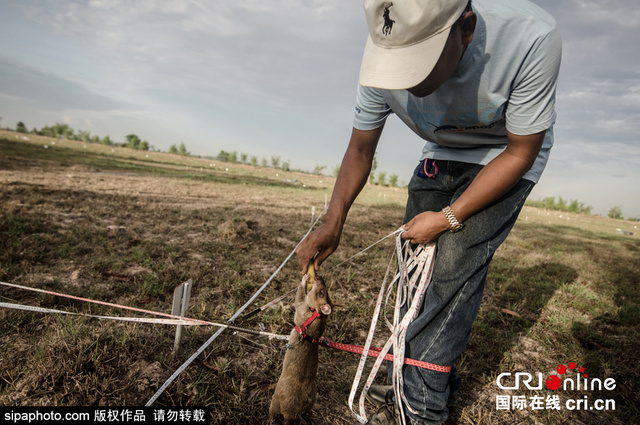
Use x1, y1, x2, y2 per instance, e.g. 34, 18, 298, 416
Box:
1, 133, 638, 424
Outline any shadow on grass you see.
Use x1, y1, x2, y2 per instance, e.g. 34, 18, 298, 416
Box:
571, 251, 640, 421
464, 260, 577, 372
531, 225, 640, 422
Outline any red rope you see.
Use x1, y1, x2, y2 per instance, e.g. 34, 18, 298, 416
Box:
321, 339, 452, 373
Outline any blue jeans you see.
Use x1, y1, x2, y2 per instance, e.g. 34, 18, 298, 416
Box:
399, 160, 534, 425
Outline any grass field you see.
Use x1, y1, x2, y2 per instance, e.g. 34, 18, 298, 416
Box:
1, 130, 638, 424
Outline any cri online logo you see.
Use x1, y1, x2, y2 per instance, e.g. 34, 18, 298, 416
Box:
496, 362, 616, 391
547, 362, 583, 390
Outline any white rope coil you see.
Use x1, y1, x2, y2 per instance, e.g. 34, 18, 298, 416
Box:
348, 233, 437, 425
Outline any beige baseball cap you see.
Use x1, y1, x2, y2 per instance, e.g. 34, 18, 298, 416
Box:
359, 0, 469, 90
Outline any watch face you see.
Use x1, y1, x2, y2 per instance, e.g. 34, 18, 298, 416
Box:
450, 224, 464, 233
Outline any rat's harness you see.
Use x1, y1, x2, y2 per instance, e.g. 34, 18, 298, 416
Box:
294, 307, 325, 344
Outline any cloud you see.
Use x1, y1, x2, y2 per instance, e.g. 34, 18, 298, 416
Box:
0, 56, 129, 111
12, 0, 365, 118
15, 1, 362, 63
531, 0, 640, 181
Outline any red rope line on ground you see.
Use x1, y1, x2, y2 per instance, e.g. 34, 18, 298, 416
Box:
321, 339, 451, 373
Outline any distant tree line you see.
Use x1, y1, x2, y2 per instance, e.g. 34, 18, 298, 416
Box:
0, 119, 413, 189
211, 150, 295, 173
365, 154, 401, 187
10, 120, 157, 151
525, 197, 637, 221
6, 119, 195, 156
526, 196, 593, 215
5, 118, 408, 183
211, 149, 404, 187
169, 142, 189, 156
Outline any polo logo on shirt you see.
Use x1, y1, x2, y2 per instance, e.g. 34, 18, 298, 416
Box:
382, 3, 395, 36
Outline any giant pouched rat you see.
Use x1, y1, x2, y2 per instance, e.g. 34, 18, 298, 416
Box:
269, 274, 333, 425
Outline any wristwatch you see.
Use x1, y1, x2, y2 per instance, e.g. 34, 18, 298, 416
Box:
442, 206, 464, 232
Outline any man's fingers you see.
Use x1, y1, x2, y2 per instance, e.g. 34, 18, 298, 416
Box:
295, 244, 314, 272
298, 256, 309, 273
314, 249, 331, 271
295, 224, 340, 273
296, 242, 323, 273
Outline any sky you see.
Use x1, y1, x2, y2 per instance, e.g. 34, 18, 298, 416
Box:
0, 0, 639, 218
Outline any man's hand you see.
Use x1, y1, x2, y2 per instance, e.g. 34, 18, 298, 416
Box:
400, 210, 450, 244
403, 130, 545, 244
296, 218, 342, 272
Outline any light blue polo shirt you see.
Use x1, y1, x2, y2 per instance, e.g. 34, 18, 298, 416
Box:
353, 0, 562, 183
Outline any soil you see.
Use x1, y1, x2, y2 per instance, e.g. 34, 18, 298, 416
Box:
0, 141, 404, 424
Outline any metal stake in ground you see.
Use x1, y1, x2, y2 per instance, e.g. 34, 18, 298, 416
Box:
172, 279, 192, 354
145, 208, 326, 407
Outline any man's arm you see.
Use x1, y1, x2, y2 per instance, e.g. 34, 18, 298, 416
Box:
401, 130, 545, 244
296, 126, 384, 271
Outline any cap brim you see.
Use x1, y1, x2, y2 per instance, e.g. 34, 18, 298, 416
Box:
358, 27, 451, 90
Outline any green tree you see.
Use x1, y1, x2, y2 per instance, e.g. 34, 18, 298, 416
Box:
101, 135, 112, 145
126, 134, 141, 149
216, 150, 229, 162
140, 140, 150, 151
250, 156, 258, 167
281, 161, 290, 172
16, 121, 28, 133
568, 199, 580, 213
389, 173, 399, 187
169, 144, 178, 154
53, 122, 74, 139
178, 142, 188, 155
557, 197, 567, 212
541, 197, 557, 210
240, 153, 248, 164
229, 151, 238, 164
608, 206, 624, 220
333, 164, 341, 178
261, 158, 268, 167
77, 130, 91, 142
271, 155, 281, 169
377, 171, 387, 186
312, 165, 326, 176
40, 125, 55, 138
369, 154, 378, 184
